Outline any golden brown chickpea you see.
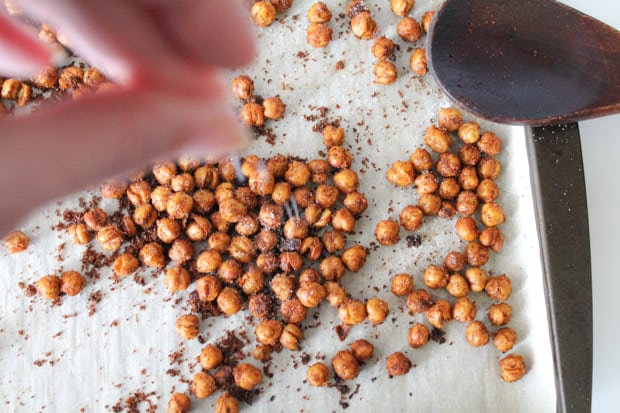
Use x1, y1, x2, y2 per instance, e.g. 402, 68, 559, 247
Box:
263, 155, 287, 179
191, 372, 216, 399
217, 287, 244, 315
59, 271, 86, 296
477, 179, 500, 203
297, 282, 326, 308
458, 121, 481, 144
300, 236, 323, 261
307, 22, 332, 48
478, 157, 502, 180
397, 17, 421, 42
168, 393, 191, 413
480, 202, 505, 227
308, 2, 332, 23
465, 241, 490, 266
218, 259, 243, 283
464, 267, 488, 293
458, 166, 479, 191
410, 148, 434, 172
334, 169, 359, 194
280, 323, 304, 350
485, 274, 512, 301
152, 162, 176, 186
304, 204, 322, 226
308, 159, 330, 184
281, 298, 308, 324
169, 239, 193, 264
323, 125, 345, 148
258, 203, 284, 230
351, 12, 377, 40
254, 230, 277, 253
332, 350, 360, 380
253, 344, 273, 362
320, 255, 346, 280
327, 146, 353, 170
83, 208, 107, 231
200, 344, 223, 370
32, 65, 58, 89
285, 161, 311, 187
332, 208, 356, 233
398, 205, 423, 232
480, 227, 504, 252
217, 160, 236, 182
231, 75, 254, 100
415, 173, 438, 194
436, 152, 461, 177
195, 275, 222, 302
375, 219, 400, 245
149, 186, 171, 212
391, 273, 414, 296
446, 273, 470, 298
100, 178, 127, 199
307, 363, 330, 386
229, 235, 257, 264
438, 201, 457, 219
341, 245, 367, 272
271, 0, 293, 12
410, 48, 428, 75
408, 323, 430, 348
154, 219, 180, 244
219, 198, 247, 223
140, 242, 166, 268
194, 165, 219, 190
386, 160, 415, 187
96, 225, 124, 251
390, 0, 414, 16
466, 321, 490, 347
322, 230, 345, 253
170, 173, 195, 193
233, 363, 263, 390
426, 299, 451, 329
325, 281, 347, 307
456, 190, 479, 216
293, 186, 315, 208
499, 355, 527, 382
37, 275, 61, 300
314, 185, 337, 209
241, 101, 265, 127
488, 302, 512, 326
386, 352, 411, 376
58, 66, 83, 89
270, 273, 296, 301
113, 253, 139, 277
455, 216, 479, 242
493, 328, 517, 352
263, 95, 286, 120
373, 60, 397, 85
164, 266, 191, 293
366, 298, 389, 325
122, 214, 139, 237
371, 36, 395, 60
407, 289, 434, 313
452, 297, 477, 322
167, 192, 193, 219
132, 204, 157, 228
438, 178, 460, 200
299, 268, 322, 285
176, 314, 199, 339
478, 131, 502, 156
418, 193, 442, 215
444, 251, 466, 272
270, 182, 292, 206
251, 1, 276, 27
338, 299, 366, 325
438, 107, 464, 132
215, 393, 239, 413
423, 264, 448, 289
1, 78, 19, 99
238, 267, 264, 296
249, 294, 273, 320
279, 251, 303, 272
421, 10, 435, 32
350, 339, 374, 361
256, 252, 279, 275
458, 144, 481, 167
3, 230, 30, 253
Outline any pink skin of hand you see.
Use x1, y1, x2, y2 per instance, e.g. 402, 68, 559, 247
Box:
0, 0, 255, 235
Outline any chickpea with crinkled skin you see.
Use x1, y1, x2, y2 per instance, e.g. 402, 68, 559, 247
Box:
307, 363, 331, 386
456, 190, 479, 216
325, 282, 347, 307
300, 237, 323, 260
37, 275, 61, 300
390, 0, 414, 16
374, 60, 397, 85
140, 242, 166, 268
233, 363, 263, 390
439, 178, 460, 200
58, 66, 84, 90
386, 352, 411, 376
341, 245, 367, 272
414, 173, 438, 195
334, 169, 359, 194
253, 344, 272, 362
397, 17, 421, 42
481, 202, 505, 227
375, 219, 400, 245
297, 282, 326, 307
176, 314, 199, 340
307, 22, 333, 48
391, 273, 414, 296
423, 264, 448, 289
195, 275, 221, 302
169, 239, 193, 264
241, 101, 265, 127
477, 178, 500, 203
96, 224, 124, 251
438, 202, 457, 219
480, 227, 504, 252
387, 160, 415, 187
168, 393, 190, 413
436, 152, 461, 177
281, 298, 308, 324
83, 208, 107, 231
215, 393, 239, 413
60, 271, 86, 296
217, 287, 244, 315
351, 12, 377, 40
466, 241, 490, 266
113, 253, 139, 277
332, 208, 356, 233
494, 328, 517, 352
200, 345, 223, 370
285, 161, 311, 187
351, 339, 374, 361
408, 323, 430, 348
156, 218, 180, 244
399, 205, 424, 232
272, 0, 293, 13
339, 299, 367, 325
251, 1, 276, 27
409, 47, 427, 75
164, 266, 190, 293
308, 2, 332, 23
280, 323, 304, 350
485, 275, 512, 300
462, 267, 486, 293
459, 144, 482, 166
372, 36, 395, 60
499, 354, 527, 382
410, 148, 433, 172
426, 299, 451, 329
3, 230, 29, 253
452, 297, 477, 322
425, 125, 452, 153
332, 350, 360, 380
465, 321, 490, 347
458, 166, 479, 191
419, 193, 442, 215
478, 131, 502, 156
446, 273, 470, 298
438, 107, 464, 132
231, 75, 254, 100
327, 146, 353, 170
323, 125, 345, 148
478, 157, 502, 180
488, 302, 512, 326
407, 289, 433, 313
458, 122, 481, 144
455, 217, 479, 242
444, 251, 466, 272
191, 372, 216, 399
366, 298, 389, 325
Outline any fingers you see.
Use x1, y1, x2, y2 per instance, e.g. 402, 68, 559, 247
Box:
0, 12, 53, 77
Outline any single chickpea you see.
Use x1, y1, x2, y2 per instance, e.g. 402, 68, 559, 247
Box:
60, 270, 86, 296
217, 287, 244, 315
386, 352, 411, 376
426, 299, 451, 329
391, 273, 414, 296
477, 179, 500, 203
439, 201, 457, 219
195, 275, 222, 302
149, 186, 171, 212
438, 178, 460, 200
219, 198, 247, 224
341, 245, 367, 272
325, 281, 347, 307
421, 11, 435, 33
327, 146, 353, 170
320, 255, 346, 280
169, 239, 193, 264
408, 323, 430, 348
285, 161, 311, 187
307, 23, 333, 48
200, 344, 223, 370
297, 282, 326, 307
270, 182, 292, 206
323, 125, 345, 148
279, 251, 303, 272
215, 393, 239, 413
294, 186, 315, 208
132, 204, 157, 228
465, 241, 490, 266
170, 174, 194, 194
351, 339, 374, 361
282, 217, 308, 240
399, 205, 424, 232
373, 60, 397, 85
37, 275, 61, 300
465, 267, 488, 293
308, 2, 332, 23
375, 219, 400, 245
241, 101, 265, 127
164, 266, 191, 293
251, 1, 277, 27
191, 372, 216, 399
100, 179, 127, 199
58, 66, 84, 89
258, 203, 284, 230
437, 108, 464, 132
387, 160, 415, 187
397, 17, 421, 42
1, 78, 19, 99
485, 275, 512, 301
478, 157, 502, 180
452, 297, 477, 322
424, 125, 452, 153
493, 328, 517, 352
407, 289, 434, 313
465, 321, 490, 347
218, 259, 243, 283
166, 192, 193, 219
140, 242, 166, 268
280, 298, 308, 324
423, 264, 448, 289
446, 273, 470, 298
322, 230, 346, 253
455, 216, 479, 242
248, 293, 273, 320
332, 208, 356, 233
194, 166, 219, 190
264, 155, 287, 178
390, 0, 414, 16
256, 252, 279, 275
83, 68, 105, 88
3, 230, 29, 253
271, 0, 293, 13
410, 148, 434, 172
253, 344, 273, 362
179, 154, 199, 171
176, 314, 199, 339
307, 363, 330, 386
481, 202, 505, 227
419, 194, 442, 216
332, 350, 360, 380
231, 75, 254, 100
351, 12, 377, 40
152, 162, 176, 185
480, 227, 504, 252
410, 48, 428, 75
488, 302, 513, 327
96, 225, 124, 251
456, 190, 479, 216
478, 131, 502, 156
338, 299, 366, 325
32, 65, 58, 89
499, 354, 527, 382
457, 122, 481, 145
168, 393, 190, 413
334, 169, 359, 194
371, 36, 395, 60
458, 144, 482, 167
238, 266, 264, 295
300, 237, 322, 261
444, 251, 466, 272
270, 273, 296, 301
366, 298, 389, 325
233, 363, 263, 390
83, 208, 107, 231
155, 218, 180, 244
280, 323, 304, 350
458, 166, 479, 191
415, 173, 438, 194
263, 95, 286, 120
113, 253, 139, 277
436, 152, 461, 178
299, 268, 322, 285
229, 235, 257, 264
255, 229, 278, 252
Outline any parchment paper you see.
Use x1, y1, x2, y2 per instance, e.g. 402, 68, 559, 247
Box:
0, 1, 555, 412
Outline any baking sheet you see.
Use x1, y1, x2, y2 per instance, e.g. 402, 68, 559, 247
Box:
0, 0, 556, 411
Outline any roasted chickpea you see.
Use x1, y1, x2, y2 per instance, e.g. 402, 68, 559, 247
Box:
414, 173, 438, 194
397, 205, 422, 232
253, 344, 272, 362
397, 17, 421, 42
488, 303, 512, 326
200, 344, 223, 370
256, 252, 279, 275
452, 297, 477, 322
390, 0, 414, 16
177, 155, 199, 172
321, 231, 344, 254
375, 219, 400, 245
485, 274, 512, 301
350, 12, 377, 40
325, 281, 347, 307
386, 352, 411, 376
279, 251, 303, 272
458, 144, 481, 167
307, 159, 330, 184
271, 0, 293, 12
37, 275, 61, 300
298, 268, 321, 285
334, 169, 359, 194
366, 298, 389, 325
332, 350, 360, 380
248, 294, 273, 320
480, 202, 505, 227
436, 152, 461, 178
408, 323, 430, 348
327, 146, 353, 170
386, 160, 415, 187
371, 36, 395, 60
444, 251, 466, 272
194, 166, 219, 191
407, 289, 434, 313
195, 249, 220, 273
464, 267, 488, 293
217, 287, 244, 315
58, 66, 83, 89
148, 186, 170, 212
307, 22, 332, 48
455, 217, 479, 241
258, 203, 284, 230
409, 47, 428, 75
132, 204, 157, 228
164, 266, 190, 293
373, 60, 397, 85
284, 161, 311, 187
307, 363, 330, 386
262, 95, 285, 120
456, 190, 479, 216
113, 253, 139, 277
191, 372, 216, 399
350, 339, 374, 362
100, 178, 127, 199
493, 328, 517, 353
231, 75, 254, 100
320, 255, 346, 280
4, 230, 30, 253
478, 157, 502, 180
465, 321, 490, 347
214, 394, 239, 413
465, 241, 490, 266
167, 238, 192, 264
229, 235, 257, 264
251, 1, 276, 27
168, 393, 191, 413
280, 323, 304, 350
176, 314, 199, 339
418, 193, 442, 215
438, 178, 460, 200
269, 273, 294, 301
323, 125, 345, 148
308, 2, 332, 23
338, 299, 366, 325
426, 299, 451, 329
480, 227, 504, 252
476, 179, 500, 203
271, 182, 292, 207
235, 214, 259, 237
195, 275, 222, 302
313, 185, 337, 209
167, 192, 194, 219
238, 266, 264, 296
424, 125, 452, 153
32, 65, 58, 89
332, 208, 356, 233
296, 282, 326, 308
410, 148, 433, 172
1, 78, 19, 99
233, 363, 263, 391
341, 245, 367, 272
478, 131, 502, 156
458, 166, 479, 191
390, 273, 414, 296
57, 270, 85, 297
139, 242, 165, 268
436, 108, 463, 132
83, 208, 107, 231
241, 101, 265, 127
446, 273, 470, 298
218, 259, 243, 283
154, 218, 180, 244
423, 264, 448, 289
169, 173, 194, 193
96, 225, 124, 251
300, 237, 323, 261
253, 230, 276, 253
293, 186, 315, 208
126, 181, 151, 206
457, 121, 481, 144
280, 298, 308, 324
438, 201, 457, 219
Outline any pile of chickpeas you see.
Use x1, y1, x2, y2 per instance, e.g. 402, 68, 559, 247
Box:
381, 107, 526, 383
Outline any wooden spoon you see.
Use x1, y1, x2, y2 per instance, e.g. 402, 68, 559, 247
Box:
426, 0, 620, 125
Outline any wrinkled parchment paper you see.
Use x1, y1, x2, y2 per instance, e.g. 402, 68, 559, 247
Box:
0, 1, 555, 411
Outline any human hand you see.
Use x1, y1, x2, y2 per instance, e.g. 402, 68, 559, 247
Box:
0, 0, 255, 235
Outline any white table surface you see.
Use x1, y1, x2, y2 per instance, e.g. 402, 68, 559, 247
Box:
557, 1, 620, 412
